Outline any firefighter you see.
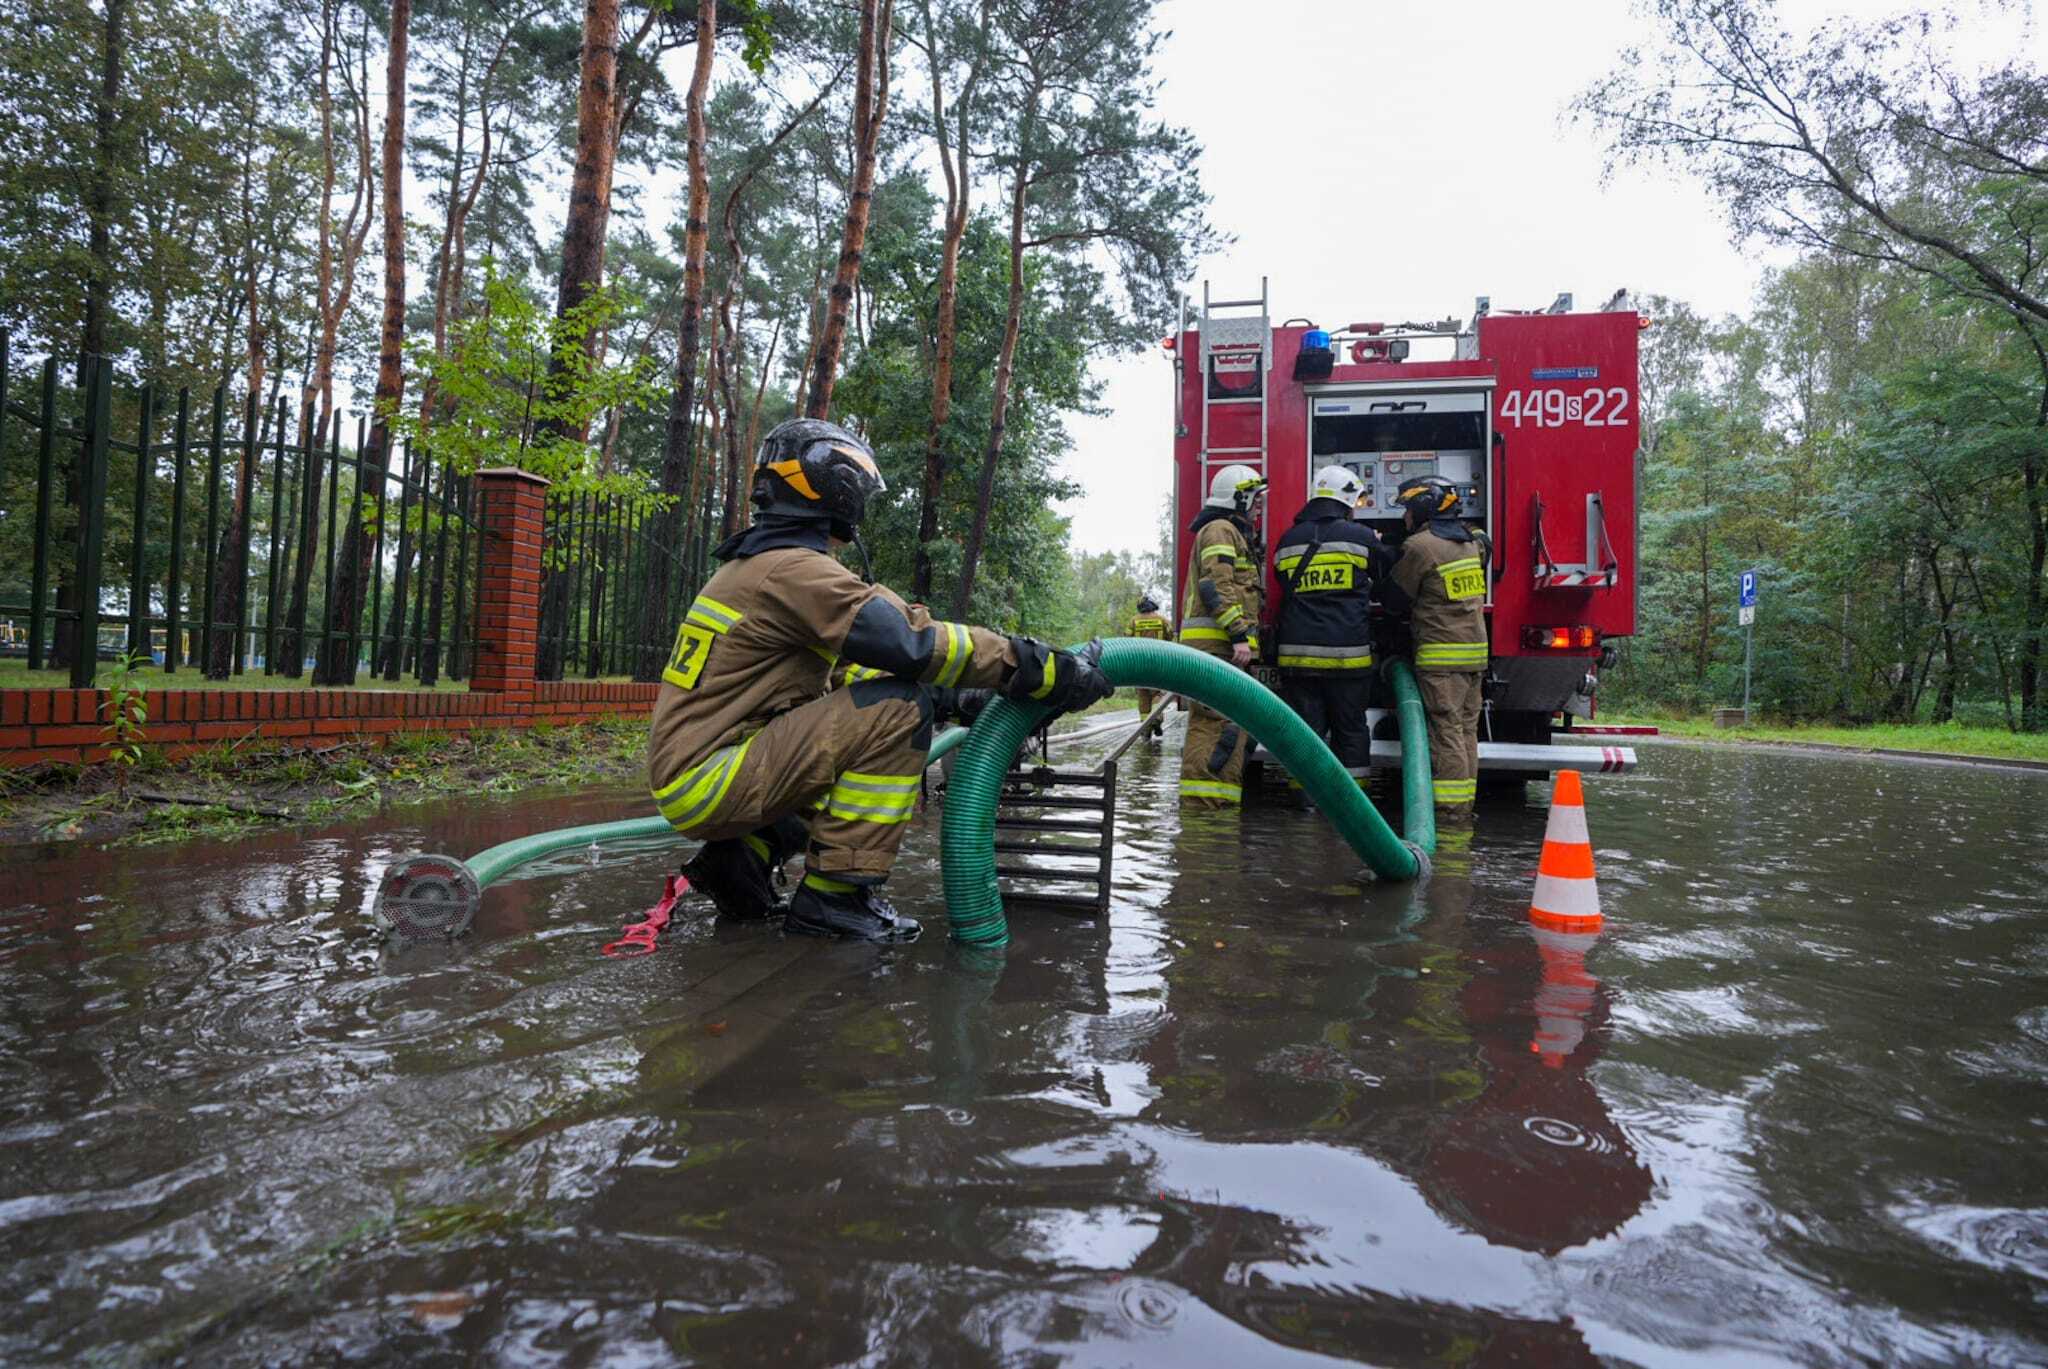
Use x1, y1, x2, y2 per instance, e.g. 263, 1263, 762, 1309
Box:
649, 418, 1114, 943
1271, 466, 1382, 786
1177, 463, 1267, 807
1380, 475, 1488, 817
1126, 593, 1169, 738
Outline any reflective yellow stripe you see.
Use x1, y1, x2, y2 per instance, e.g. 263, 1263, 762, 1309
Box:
1179, 778, 1243, 803
931, 621, 971, 688
742, 833, 771, 862
686, 595, 743, 631
652, 735, 757, 830
1436, 557, 1483, 576
1276, 549, 1375, 572
1216, 604, 1244, 628
1179, 627, 1229, 643
843, 663, 886, 683
803, 871, 856, 894
1415, 641, 1488, 668
823, 770, 920, 825
1276, 652, 1374, 670
1199, 543, 1238, 563
1433, 778, 1477, 803
1028, 649, 1058, 700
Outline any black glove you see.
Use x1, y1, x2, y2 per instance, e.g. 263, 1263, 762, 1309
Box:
1004, 636, 1115, 713
932, 687, 993, 726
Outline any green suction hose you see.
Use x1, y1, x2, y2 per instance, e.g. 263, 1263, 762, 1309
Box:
1387, 659, 1437, 859
375, 725, 970, 937
939, 638, 1433, 948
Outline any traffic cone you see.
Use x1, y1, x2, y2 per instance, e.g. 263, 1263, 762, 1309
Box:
1529, 769, 1601, 931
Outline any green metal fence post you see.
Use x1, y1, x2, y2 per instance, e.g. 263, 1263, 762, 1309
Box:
165, 387, 190, 671
128, 381, 155, 659
199, 388, 224, 671
320, 410, 340, 673
263, 395, 286, 673
27, 358, 59, 672
73, 358, 113, 689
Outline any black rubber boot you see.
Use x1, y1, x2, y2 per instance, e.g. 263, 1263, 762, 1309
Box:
785, 874, 922, 943
681, 837, 782, 921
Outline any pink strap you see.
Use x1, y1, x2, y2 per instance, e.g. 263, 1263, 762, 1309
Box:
603, 873, 686, 957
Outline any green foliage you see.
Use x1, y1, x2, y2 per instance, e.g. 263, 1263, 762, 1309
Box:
100, 650, 151, 787
395, 264, 664, 492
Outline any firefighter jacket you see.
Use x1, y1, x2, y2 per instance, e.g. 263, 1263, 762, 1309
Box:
1271, 498, 1381, 672
1179, 510, 1261, 651
1388, 520, 1489, 672
647, 519, 1017, 795
1127, 612, 1168, 640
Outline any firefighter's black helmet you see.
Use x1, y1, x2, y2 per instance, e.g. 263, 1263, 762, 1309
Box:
1396, 475, 1460, 523
1137, 594, 1159, 613
751, 419, 886, 535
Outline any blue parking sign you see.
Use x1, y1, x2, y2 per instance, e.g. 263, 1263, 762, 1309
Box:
1739, 570, 1758, 607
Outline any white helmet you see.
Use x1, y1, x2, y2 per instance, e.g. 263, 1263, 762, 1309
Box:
1311, 464, 1366, 507
1205, 463, 1268, 512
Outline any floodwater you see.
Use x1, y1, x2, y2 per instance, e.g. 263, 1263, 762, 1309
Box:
2, 725, 2046, 1367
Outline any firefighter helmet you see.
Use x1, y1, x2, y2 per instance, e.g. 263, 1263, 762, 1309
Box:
1205, 463, 1268, 514
1137, 594, 1159, 613
1395, 475, 1460, 522
1311, 464, 1367, 507
751, 418, 886, 532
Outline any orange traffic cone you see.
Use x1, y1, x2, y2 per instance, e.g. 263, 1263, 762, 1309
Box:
1530, 769, 1602, 931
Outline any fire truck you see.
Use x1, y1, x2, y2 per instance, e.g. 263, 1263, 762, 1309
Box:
1167, 279, 1642, 780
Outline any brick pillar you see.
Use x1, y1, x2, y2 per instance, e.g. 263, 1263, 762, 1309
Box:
470, 467, 549, 699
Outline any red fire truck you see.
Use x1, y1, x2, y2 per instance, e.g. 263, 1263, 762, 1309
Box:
1167, 280, 1642, 779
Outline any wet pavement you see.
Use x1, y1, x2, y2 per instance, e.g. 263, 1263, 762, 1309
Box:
2, 723, 2046, 1366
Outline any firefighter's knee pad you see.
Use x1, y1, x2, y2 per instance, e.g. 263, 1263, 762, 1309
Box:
847, 676, 937, 749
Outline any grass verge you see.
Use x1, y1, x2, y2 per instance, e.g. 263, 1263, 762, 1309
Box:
0, 716, 647, 847
1602, 714, 2048, 764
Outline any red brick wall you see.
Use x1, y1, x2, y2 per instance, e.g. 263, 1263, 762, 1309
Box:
0, 469, 663, 768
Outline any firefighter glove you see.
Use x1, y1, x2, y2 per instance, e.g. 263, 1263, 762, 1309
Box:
1003, 636, 1115, 714
933, 687, 993, 726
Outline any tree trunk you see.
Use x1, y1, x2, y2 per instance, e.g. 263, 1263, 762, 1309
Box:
910, 0, 989, 604
534, 0, 623, 680
319, 0, 411, 685
805, 0, 892, 418
950, 151, 1029, 620
638, 0, 717, 681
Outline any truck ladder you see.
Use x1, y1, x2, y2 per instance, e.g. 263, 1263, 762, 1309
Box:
1198, 278, 1271, 548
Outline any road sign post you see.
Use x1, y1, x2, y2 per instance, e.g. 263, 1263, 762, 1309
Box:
1739, 571, 1759, 718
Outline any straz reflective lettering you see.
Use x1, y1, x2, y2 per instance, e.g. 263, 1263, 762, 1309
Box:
1439, 558, 1485, 600
1296, 562, 1353, 592
1498, 386, 1631, 429
665, 623, 715, 689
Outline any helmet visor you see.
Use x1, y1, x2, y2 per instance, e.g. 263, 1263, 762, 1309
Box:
807, 439, 886, 493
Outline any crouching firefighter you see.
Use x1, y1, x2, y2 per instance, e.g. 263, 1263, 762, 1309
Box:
1379, 475, 1489, 818
647, 419, 1115, 942
1178, 463, 1267, 807
1127, 594, 1169, 738
1272, 465, 1383, 788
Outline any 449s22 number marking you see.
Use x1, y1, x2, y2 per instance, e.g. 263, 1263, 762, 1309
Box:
1499, 387, 1631, 429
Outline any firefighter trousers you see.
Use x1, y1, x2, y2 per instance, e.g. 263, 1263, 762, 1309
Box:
1179, 645, 1250, 807
1280, 671, 1373, 783
1135, 688, 1165, 735
651, 680, 934, 879
1416, 667, 1481, 814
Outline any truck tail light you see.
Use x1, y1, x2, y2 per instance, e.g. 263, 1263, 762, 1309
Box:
1523, 625, 1598, 650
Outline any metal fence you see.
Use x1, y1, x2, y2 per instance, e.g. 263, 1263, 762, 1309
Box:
537, 486, 713, 681
0, 331, 480, 689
